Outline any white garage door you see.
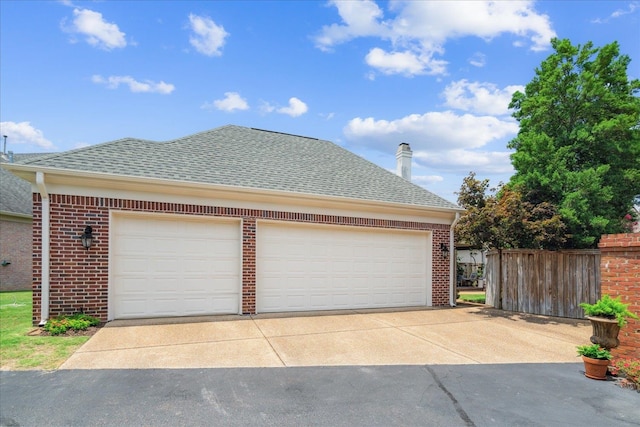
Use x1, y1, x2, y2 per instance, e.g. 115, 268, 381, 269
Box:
111, 213, 240, 319
257, 222, 430, 312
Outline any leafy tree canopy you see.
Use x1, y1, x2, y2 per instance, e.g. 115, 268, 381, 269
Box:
455, 173, 565, 250
508, 38, 640, 248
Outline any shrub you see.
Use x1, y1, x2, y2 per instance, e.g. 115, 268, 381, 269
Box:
611, 359, 640, 390
576, 344, 612, 360
580, 294, 638, 327
44, 313, 100, 336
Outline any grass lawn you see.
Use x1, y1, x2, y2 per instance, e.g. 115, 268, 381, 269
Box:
458, 292, 486, 304
0, 291, 90, 370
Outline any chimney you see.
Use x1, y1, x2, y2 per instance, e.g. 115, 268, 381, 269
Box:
396, 143, 412, 181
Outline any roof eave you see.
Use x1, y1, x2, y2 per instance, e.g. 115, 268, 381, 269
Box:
3, 164, 464, 216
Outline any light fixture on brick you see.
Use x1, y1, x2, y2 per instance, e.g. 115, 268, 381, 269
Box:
80, 226, 94, 250
440, 242, 449, 258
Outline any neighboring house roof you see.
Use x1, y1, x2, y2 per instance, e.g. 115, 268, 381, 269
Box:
11, 125, 461, 210
0, 153, 45, 217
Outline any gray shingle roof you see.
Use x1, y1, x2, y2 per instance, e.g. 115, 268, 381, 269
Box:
16, 125, 460, 210
1, 154, 46, 216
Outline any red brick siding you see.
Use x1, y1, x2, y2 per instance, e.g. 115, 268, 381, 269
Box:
0, 218, 33, 291
242, 218, 256, 314
32, 194, 452, 323
598, 233, 640, 360
32, 195, 42, 322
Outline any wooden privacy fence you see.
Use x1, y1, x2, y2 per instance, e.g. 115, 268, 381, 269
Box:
485, 249, 600, 319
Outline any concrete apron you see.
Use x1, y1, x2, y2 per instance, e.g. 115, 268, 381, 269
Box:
60, 305, 590, 370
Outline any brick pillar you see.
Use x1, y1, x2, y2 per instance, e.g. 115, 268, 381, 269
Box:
242, 217, 256, 314
432, 229, 451, 306
598, 234, 640, 359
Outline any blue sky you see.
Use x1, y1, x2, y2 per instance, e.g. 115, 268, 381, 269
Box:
1, 1, 639, 203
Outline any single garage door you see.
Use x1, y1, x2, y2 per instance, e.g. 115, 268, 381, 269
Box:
257, 222, 430, 312
111, 213, 241, 319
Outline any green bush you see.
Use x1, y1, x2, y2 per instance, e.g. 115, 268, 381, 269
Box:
580, 294, 638, 327
576, 344, 612, 360
44, 313, 100, 336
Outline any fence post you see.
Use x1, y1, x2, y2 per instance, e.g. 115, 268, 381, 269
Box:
497, 249, 503, 309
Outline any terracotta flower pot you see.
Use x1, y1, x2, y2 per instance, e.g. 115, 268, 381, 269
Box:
582, 355, 610, 380
586, 316, 620, 349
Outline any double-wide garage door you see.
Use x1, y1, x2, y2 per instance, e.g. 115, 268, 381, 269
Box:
111, 214, 241, 319
256, 222, 430, 312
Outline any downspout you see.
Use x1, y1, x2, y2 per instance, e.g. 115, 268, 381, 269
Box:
449, 212, 461, 307
36, 172, 50, 326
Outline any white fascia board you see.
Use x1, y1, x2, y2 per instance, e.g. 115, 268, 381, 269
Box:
6, 165, 464, 224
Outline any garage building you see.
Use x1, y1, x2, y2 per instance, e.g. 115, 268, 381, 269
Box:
3, 125, 462, 323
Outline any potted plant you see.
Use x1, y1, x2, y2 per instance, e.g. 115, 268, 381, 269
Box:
577, 344, 612, 380
579, 294, 638, 349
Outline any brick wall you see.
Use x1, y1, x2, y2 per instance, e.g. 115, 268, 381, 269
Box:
0, 218, 33, 291
33, 194, 452, 323
598, 233, 640, 359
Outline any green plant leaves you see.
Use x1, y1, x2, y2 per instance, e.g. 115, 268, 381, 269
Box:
44, 313, 100, 336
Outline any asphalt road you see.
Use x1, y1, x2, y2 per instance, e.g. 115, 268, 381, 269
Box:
1, 363, 638, 426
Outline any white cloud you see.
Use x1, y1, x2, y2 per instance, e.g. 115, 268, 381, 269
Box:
319, 112, 336, 120
468, 52, 487, 67
443, 80, 524, 116
344, 111, 518, 152
592, 1, 639, 23
202, 92, 249, 112
612, 1, 639, 17
314, 0, 389, 51
414, 149, 514, 174
365, 48, 447, 76
0, 121, 55, 150
412, 175, 444, 185
92, 75, 175, 94
316, 1, 556, 76
259, 98, 308, 117
63, 8, 127, 50
259, 101, 276, 114
188, 14, 228, 56
277, 97, 308, 117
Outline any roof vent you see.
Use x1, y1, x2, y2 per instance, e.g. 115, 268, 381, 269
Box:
396, 143, 412, 181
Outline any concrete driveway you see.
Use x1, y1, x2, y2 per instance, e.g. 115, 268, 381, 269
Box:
60, 305, 590, 369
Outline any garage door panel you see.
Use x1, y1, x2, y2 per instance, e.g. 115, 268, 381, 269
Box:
117, 237, 147, 253
118, 259, 149, 274
352, 293, 370, 305
151, 299, 180, 316
181, 298, 210, 313
153, 259, 179, 273
152, 278, 180, 292
111, 214, 240, 319
153, 237, 179, 252
257, 222, 430, 313
210, 277, 238, 291
118, 298, 147, 316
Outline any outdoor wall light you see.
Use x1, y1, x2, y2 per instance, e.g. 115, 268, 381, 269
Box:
440, 242, 449, 258
80, 226, 94, 250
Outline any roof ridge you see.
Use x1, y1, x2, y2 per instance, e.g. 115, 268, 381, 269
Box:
250, 127, 319, 141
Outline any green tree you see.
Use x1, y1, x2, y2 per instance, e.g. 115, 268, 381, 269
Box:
455, 173, 565, 250
455, 172, 493, 248
508, 38, 640, 248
